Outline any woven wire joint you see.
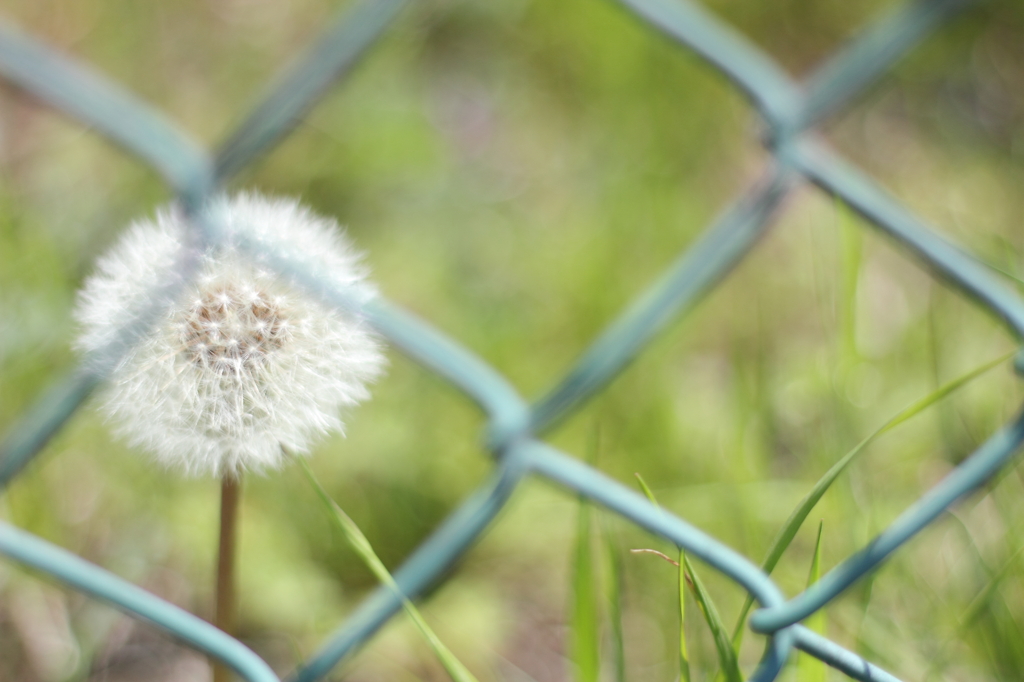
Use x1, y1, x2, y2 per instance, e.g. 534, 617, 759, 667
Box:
0, 0, 1018, 681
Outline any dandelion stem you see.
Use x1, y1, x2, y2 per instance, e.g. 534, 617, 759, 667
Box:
213, 472, 242, 682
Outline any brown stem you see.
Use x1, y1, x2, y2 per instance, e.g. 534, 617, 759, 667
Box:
213, 472, 241, 682
630, 547, 680, 567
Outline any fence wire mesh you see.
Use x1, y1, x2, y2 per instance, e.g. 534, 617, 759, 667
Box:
0, 0, 1020, 680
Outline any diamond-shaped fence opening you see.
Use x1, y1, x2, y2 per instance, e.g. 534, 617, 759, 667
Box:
1, 0, 1023, 681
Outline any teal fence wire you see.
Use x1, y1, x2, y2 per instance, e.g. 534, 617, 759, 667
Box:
0, 0, 1019, 680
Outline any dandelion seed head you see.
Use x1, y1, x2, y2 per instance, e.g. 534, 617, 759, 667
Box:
74, 192, 387, 477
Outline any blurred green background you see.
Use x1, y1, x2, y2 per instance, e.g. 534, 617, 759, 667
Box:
2, 0, 1024, 680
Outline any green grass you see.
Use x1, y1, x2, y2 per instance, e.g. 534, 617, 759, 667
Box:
624, 348, 1014, 681
796, 521, 826, 682
730, 348, 1016, 649
633, 473, 739, 682
301, 459, 479, 682
3, 0, 1024, 680
571, 492, 600, 682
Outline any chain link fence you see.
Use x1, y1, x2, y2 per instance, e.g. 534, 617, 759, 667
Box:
0, 0, 1020, 680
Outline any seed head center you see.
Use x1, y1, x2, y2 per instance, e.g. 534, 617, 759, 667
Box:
181, 286, 286, 373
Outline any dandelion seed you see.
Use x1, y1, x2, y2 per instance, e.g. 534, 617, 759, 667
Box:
74, 192, 387, 477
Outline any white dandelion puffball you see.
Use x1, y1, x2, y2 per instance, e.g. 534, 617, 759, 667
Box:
74, 192, 386, 477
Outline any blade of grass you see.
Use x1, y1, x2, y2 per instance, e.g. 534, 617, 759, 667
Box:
571, 493, 600, 682
602, 522, 627, 682
806, 522, 824, 623
682, 553, 741, 682
635, 474, 725, 682
571, 425, 603, 682
922, 543, 1024, 681
796, 521, 826, 682
961, 543, 1024, 628
678, 545, 691, 682
634, 474, 688, 680
634, 473, 657, 508
730, 349, 1014, 645
299, 460, 479, 682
